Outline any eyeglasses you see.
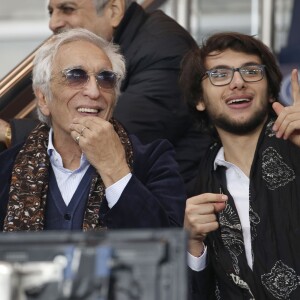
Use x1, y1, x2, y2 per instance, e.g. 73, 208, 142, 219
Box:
59, 68, 120, 89
204, 64, 265, 86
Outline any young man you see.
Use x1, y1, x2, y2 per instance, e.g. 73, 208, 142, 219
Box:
181, 32, 300, 299
0, 0, 211, 184
0, 28, 186, 231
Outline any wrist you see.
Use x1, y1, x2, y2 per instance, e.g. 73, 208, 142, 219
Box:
189, 239, 205, 257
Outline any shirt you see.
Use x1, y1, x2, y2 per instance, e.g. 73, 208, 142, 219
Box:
47, 129, 132, 207
188, 147, 253, 271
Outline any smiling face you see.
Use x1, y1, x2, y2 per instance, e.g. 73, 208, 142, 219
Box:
48, 0, 115, 40
197, 49, 272, 135
37, 39, 116, 140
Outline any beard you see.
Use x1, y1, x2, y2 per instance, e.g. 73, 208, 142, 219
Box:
206, 102, 270, 135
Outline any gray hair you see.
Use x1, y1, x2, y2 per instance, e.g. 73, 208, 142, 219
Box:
93, 0, 134, 14
32, 28, 126, 125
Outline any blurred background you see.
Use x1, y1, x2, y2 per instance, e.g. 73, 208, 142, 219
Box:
0, 0, 298, 105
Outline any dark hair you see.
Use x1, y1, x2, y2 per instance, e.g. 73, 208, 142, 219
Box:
180, 32, 283, 131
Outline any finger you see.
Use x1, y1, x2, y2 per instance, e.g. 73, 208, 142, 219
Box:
192, 221, 220, 236
272, 104, 300, 138
279, 118, 300, 140
272, 102, 286, 134
272, 102, 285, 118
187, 193, 228, 205
186, 202, 219, 216
70, 131, 81, 145
72, 116, 103, 129
291, 69, 300, 105
70, 123, 90, 137
188, 212, 218, 224
213, 201, 226, 213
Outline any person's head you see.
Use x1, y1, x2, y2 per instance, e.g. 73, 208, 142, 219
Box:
32, 28, 126, 131
48, 0, 134, 39
180, 32, 283, 136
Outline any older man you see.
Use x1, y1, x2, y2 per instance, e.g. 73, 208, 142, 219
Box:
0, 0, 211, 184
0, 28, 186, 231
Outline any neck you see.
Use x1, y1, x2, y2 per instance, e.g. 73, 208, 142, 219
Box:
217, 122, 265, 177
52, 132, 82, 171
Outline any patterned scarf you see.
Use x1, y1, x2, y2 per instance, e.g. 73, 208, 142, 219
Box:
3, 118, 133, 232
189, 118, 300, 299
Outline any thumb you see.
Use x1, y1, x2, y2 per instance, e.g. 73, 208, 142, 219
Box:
272, 101, 284, 117
213, 201, 226, 213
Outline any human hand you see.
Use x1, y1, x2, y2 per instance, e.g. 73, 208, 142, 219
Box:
70, 117, 130, 187
272, 69, 300, 147
184, 193, 227, 256
0, 119, 10, 145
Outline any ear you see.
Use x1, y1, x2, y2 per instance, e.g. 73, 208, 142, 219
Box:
36, 89, 51, 117
106, 0, 125, 28
196, 100, 206, 112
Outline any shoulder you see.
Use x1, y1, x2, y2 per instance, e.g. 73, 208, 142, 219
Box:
125, 6, 196, 55
186, 142, 221, 197
143, 11, 196, 48
129, 134, 180, 175
0, 142, 23, 176
130, 134, 175, 160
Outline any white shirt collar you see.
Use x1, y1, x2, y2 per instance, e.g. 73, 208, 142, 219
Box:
214, 147, 229, 170
47, 128, 89, 170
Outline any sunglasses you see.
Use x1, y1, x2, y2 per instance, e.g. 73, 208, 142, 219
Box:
60, 68, 120, 90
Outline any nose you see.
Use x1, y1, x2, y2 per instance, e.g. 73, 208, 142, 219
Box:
49, 12, 66, 34
229, 70, 246, 90
82, 76, 102, 100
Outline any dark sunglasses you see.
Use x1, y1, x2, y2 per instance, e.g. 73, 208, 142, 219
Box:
60, 68, 120, 90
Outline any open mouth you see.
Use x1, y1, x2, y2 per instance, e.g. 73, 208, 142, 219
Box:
227, 98, 251, 105
77, 107, 100, 114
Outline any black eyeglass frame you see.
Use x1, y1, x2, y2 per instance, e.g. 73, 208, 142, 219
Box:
203, 64, 266, 86
57, 67, 121, 90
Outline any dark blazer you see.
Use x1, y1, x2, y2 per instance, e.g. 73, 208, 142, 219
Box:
7, 3, 211, 185
0, 133, 186, 230
113, 3, 211, 183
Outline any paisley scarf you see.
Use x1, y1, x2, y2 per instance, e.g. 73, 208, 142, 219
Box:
3, 118, 133, 232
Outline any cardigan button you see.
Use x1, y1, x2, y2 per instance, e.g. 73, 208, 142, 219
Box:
64, 213, 72, 221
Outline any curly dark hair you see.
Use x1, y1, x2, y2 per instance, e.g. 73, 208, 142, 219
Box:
180, 32, 283, 132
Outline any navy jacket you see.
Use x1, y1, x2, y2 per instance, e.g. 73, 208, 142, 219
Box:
0, 134, 186, 230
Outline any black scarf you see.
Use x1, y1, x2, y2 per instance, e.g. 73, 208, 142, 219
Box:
190, 118, 300, 299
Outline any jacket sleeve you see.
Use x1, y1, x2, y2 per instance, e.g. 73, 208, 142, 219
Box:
188, 266, 215, 300
102, 137, 186, 228
113, 23, 197, 146
113, 65, 190, 145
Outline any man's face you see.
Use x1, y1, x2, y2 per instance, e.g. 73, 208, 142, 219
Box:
48, 0, 114, 40
39, 40, 116, 138
198, 49, 271, 135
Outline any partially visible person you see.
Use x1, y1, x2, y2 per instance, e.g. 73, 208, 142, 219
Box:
0, 28, 186, 231
0, 0, 211, 184
181, 32, 300, 299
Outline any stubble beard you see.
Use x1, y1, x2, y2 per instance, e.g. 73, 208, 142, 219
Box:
206, 102, 270, 135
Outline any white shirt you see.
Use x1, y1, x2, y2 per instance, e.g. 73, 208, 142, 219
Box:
47, 129, 132, 207
188, 147, 253, 271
